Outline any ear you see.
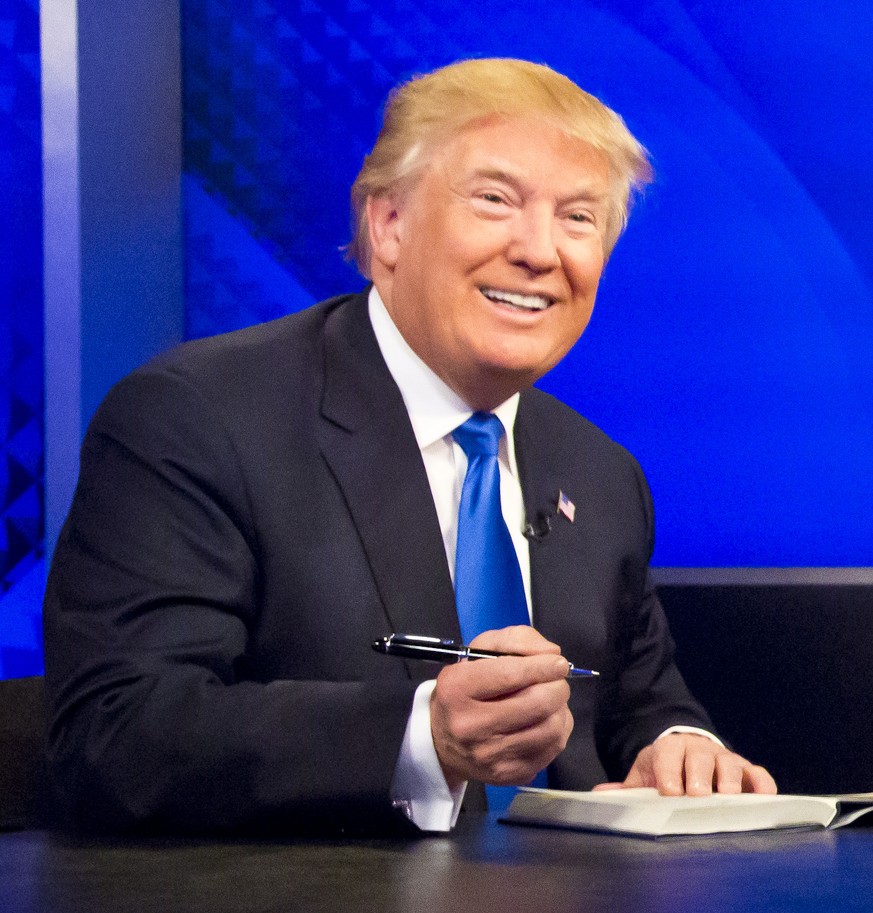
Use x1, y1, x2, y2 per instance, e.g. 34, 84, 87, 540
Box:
366, 195, 404, 270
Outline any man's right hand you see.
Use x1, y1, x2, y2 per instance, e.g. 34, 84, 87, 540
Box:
430, 626, 574, 789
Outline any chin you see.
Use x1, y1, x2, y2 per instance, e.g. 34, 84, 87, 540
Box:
485, 349, 561, 382
475, 360, 543, 397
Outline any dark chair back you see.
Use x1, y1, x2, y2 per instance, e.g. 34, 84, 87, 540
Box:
0, 676, 46, 830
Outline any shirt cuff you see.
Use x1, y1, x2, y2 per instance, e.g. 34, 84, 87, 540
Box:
390, 679, 466, 831
657, 725, 725, 748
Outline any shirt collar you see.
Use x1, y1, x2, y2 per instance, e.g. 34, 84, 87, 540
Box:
368, 287, 521, 470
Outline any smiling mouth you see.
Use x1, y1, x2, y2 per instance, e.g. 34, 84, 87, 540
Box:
480, 287, 554, 312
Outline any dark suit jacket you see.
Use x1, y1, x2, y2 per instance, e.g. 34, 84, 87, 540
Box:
43, 290, 711, 834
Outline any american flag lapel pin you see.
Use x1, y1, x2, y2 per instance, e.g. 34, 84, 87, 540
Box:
557, 490, 576, 523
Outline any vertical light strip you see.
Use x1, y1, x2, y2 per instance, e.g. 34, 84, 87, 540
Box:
40, 0, 81, 556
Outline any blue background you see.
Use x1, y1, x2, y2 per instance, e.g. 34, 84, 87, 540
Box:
182, 0, 873, 568
2, 0, 872, 678
1, 0, 43, 679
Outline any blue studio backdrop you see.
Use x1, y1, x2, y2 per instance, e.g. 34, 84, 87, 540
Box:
182, 0, 873, 567
1, 0, 43, 679
3, 0, 872, 678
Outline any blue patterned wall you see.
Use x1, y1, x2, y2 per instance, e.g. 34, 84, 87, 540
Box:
181, 0, 873, 567
1, 0, 869, 678
0, 0, 44, 679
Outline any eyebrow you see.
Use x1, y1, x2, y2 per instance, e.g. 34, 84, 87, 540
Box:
468, 166, 608, 206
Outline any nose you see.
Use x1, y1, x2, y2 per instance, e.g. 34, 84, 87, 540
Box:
506, 205, 560, 273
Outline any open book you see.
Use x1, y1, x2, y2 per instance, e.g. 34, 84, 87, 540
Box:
502, 787, 873, 838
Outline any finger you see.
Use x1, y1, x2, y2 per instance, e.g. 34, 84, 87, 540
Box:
452, 653, 572, 702
619, 746, 655, 789
709, 750, 748, 795
469, 625, 562, 656
621, 761, 650, 789
595, 747, 654, 791
474, 678, 572, 738
436, 695, 572, 786
683, 747, 717, 796
592, 782, 625, 791
483, 706, 574, 784
742, 763, 778, 794
649, 738, 688, 796
432, 669, 570, 751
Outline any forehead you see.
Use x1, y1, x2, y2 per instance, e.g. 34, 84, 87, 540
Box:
423, 116, 611, 194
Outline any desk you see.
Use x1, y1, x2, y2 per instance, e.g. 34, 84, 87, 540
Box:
3, 815, 873, 913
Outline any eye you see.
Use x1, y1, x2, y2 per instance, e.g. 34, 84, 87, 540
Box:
564, 210, 600, 236
479, 192, 506, 205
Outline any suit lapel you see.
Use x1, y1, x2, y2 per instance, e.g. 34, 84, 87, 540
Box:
515, 392, 589, 647
316, 294, 461, 660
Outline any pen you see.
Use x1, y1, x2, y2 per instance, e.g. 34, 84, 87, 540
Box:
372, 633, 599, 677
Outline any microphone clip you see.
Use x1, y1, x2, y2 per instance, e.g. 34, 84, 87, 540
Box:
523, 514, 552, 542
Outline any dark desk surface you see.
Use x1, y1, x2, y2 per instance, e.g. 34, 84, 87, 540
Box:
3, 815, 873, 913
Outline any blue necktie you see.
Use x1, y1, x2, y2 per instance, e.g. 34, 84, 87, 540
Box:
453, 413, 542, 811
452, 413, 529, 642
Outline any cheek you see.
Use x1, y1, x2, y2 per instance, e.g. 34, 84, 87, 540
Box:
559, 284, 599, 346
567, 259, 603, 309
449, 214, 511, 263
574, 247, 605, 280
565, 236, 605, 277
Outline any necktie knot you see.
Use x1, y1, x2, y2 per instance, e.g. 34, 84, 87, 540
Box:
452, 412, 503, 458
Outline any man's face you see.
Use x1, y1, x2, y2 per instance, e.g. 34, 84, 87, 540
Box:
368, 116, 611, 410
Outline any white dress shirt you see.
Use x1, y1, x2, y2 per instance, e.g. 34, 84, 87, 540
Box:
368, 287, 719, 831
369, 288, 531, 830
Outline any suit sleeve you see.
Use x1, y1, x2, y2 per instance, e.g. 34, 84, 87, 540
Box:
43, 366, 418, 835
592, 460, 715, 780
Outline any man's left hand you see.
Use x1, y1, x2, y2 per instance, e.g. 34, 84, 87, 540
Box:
593, 733, 777, 795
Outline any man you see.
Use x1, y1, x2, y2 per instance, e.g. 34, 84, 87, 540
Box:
43, 58, 775, 835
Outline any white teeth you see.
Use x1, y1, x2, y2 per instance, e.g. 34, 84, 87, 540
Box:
481, 287, 552, 311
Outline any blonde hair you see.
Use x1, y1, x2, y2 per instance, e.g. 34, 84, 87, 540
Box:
348, 58, 653, 276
